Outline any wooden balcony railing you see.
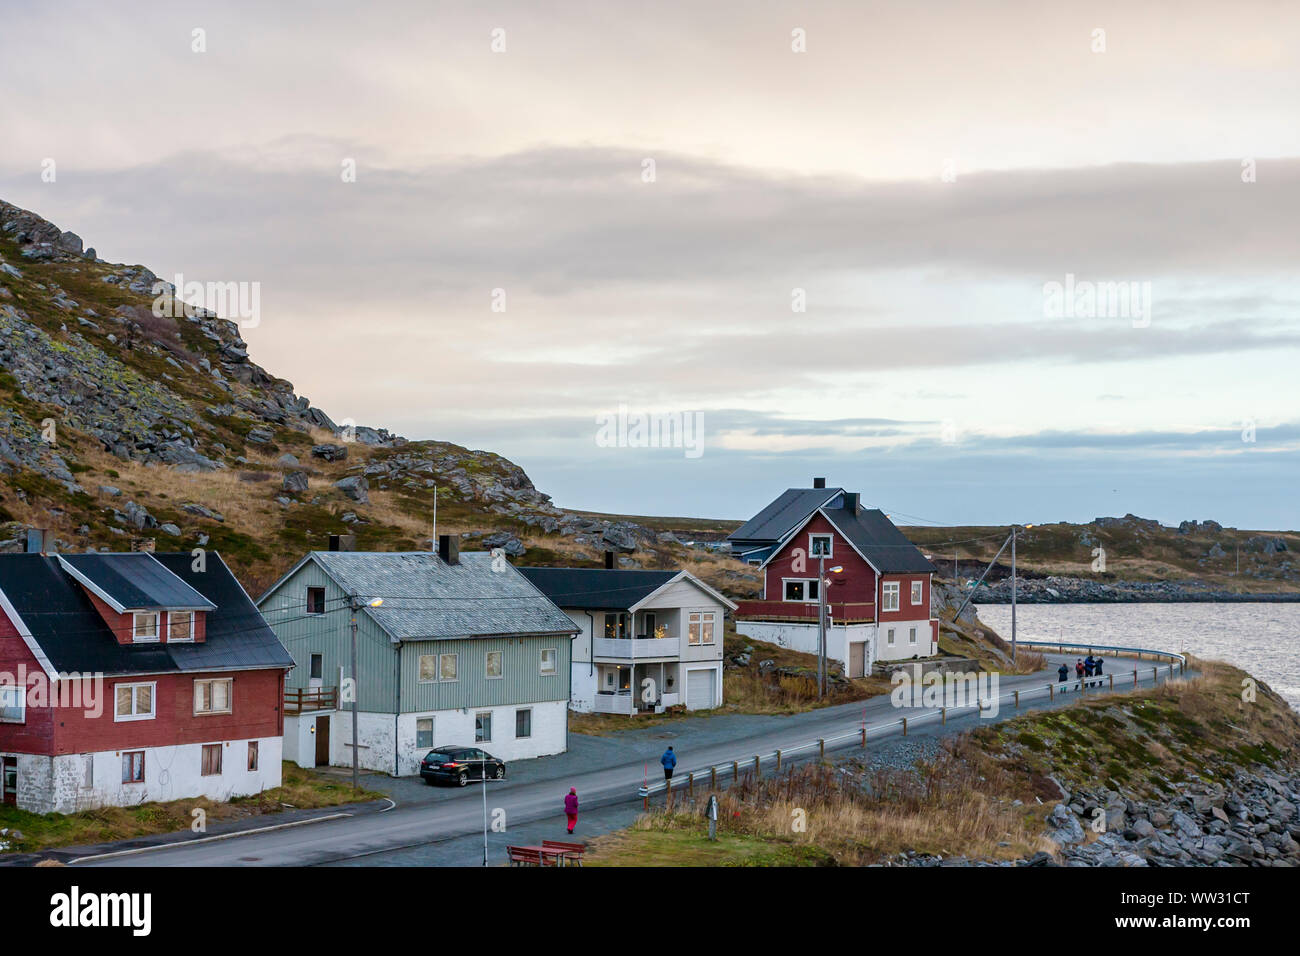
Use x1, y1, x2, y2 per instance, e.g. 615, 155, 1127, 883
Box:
733, 600, 877, 624
284, 686, 337, 714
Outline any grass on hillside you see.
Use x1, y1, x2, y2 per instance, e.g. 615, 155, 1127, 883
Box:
0, 763, 382, 856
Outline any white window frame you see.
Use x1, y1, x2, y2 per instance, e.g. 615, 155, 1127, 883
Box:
909, 626, 918, 645
168, 610, 196, 643
882, 582, 900, 612
540, 648, 557, 676
132, 611, 160, 643
808, 533, 833, 558
114, 681, 157, 722
247, 741, 259, 772
485, 651, 503, 680
687, 611, 717, 646
306, 586, 326, 615
515, 707, 532, 739
420, 653, 459, 683
910, 581, 924, 605
122, 750, 145, 784
415, 716, 435, 749
200, 742, 223, 777
194, 678, 233, 716
475, 711, 492, 743
886, 628, 896, 646
783, 578, 820, 603
0, 683, 24, 723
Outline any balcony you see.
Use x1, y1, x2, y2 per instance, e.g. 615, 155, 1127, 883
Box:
733, 600, 877, 624
284, 686, 337, 714
592, 690, 682, 715
593, 636, 681, 659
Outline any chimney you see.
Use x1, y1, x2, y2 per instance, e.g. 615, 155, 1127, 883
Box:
328, 534, 356, 552
813, 477, 826, 489
24, 529, 48, 554
604, 550, 616, 570
438, 534, 459, 566
843, 492, 860, 515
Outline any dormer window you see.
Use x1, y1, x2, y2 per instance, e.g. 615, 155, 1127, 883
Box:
133, 612, 160, 643
169, 610, 196, 642
809, 534, 833, 558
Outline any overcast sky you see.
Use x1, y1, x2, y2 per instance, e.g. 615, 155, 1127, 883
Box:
3, 0, 1297, 528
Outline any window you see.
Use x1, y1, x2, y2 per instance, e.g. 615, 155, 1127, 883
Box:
194, 678, 232, 715
485, 651, 503, 679
247, 741, 259, 772
688, 612, 716, 645
748, 559, 762, 567
540, 648, 557, 675
309, 654, 323, 680
784, 579, 819, 603
475, 712, 492, 742
122, 751, 145, 784
515, 708, 532, 739
416, 717, 434, 749
909, 626, 918, 645
114, 682, 155, 721
882, 582, 900, 612
306, 586, 326, 615
643, 612, 656, 638
911, 581, 924, 605
201, 743, 222, 776
886, 628, 896, 646
132, 612, 159, 643
0, 683, 23, 723
419, 654, 458, 682
167, 610, 195, 642
809, 534, 833, 557
604, 612, 629, 639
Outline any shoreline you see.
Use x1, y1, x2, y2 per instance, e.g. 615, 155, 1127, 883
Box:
969, 576, 1300, 604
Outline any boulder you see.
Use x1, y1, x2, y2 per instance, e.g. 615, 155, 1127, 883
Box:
283, 471, 310, 493
334, 475, 369, 504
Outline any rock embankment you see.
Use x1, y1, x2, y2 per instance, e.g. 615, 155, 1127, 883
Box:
973, 575, 1300, 603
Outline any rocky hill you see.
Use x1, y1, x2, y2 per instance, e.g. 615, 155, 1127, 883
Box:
0, 199, 754, 594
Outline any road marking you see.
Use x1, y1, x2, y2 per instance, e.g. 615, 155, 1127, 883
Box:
67, 812, 354, 863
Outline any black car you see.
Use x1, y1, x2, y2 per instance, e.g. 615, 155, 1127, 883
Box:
419, 747, 507, 786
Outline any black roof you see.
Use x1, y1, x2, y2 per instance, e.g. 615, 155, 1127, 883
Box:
518, 567, 679, 610
727, 487, 842, 546
59, 552, 214, 611
822, 506, 936, 574
0, 552, 294, 677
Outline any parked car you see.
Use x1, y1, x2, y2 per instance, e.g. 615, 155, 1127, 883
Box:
419, 747, 507, 786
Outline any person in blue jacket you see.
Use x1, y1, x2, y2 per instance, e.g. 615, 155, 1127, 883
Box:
660, 746, 677, 781
1057, 662, 1069, 685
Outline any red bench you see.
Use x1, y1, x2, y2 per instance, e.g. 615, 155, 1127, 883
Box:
542, 840, 586, 866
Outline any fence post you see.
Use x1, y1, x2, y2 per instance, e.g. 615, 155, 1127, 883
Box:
1109, 674, 1114, 690
775, 749, 782, 771
666, 777, 673, 809
1153, 666, 1159, 685
819, 738, 825, 760
1133, 668, 1138, 687
732, 760, 739, 782
941, 706, 947, 724
1014, 690, 1020, 709
902, 717, 908, 736
1049, 684, 1054, 701
754, 755, 761, 779
688, 772, 694, 797
860, 728, 866, 748
711, 766, 717, 789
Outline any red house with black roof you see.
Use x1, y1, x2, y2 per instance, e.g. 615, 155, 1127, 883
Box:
0, 546, 293, 813
729, 478, 938, 677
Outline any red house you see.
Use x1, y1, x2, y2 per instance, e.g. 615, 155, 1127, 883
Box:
0, 548, 293, 814
729, 479, 938, 677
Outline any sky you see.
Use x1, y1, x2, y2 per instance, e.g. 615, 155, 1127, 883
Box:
2, 0, 1298, 529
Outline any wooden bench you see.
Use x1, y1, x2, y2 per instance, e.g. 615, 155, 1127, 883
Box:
507, 846, 546, 866
542, 840, 586, 866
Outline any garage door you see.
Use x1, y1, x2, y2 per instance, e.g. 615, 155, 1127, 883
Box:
686, 668, 716, 710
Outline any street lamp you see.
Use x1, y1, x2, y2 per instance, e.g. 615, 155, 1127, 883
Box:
350, 596, 383, 791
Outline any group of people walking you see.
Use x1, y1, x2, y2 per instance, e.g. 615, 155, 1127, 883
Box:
559, 747, 678, 836
1057, 654, 1105, 689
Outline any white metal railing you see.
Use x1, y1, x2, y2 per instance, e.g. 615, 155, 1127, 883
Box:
594, 636, 681, 659
636, 639, 1188, 799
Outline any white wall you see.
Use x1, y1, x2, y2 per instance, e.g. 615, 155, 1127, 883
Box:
682, 663, 723, 709
877, 618, 936, 661
12, 737, 284, 814
735, 621, 876, 670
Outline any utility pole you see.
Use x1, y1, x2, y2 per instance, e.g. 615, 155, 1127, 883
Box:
817, 552, 826, 698
1010, 526, 1017, 665
349, 596, 360, 791
482, 753, 490, 866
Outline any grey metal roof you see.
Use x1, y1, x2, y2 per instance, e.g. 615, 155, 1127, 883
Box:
59, 552, 215, 611
727, 487, 842, 545
518, 568, 679, 610
309, 551, 579, 641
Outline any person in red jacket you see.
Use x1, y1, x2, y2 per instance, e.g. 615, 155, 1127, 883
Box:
564, 788, 579, 834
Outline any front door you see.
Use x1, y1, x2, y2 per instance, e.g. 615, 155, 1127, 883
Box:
314, 716, 330, 766
849, 642, 865, 679
2, 756, 17, 806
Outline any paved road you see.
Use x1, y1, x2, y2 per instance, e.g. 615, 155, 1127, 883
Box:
76, 655, 1182, 867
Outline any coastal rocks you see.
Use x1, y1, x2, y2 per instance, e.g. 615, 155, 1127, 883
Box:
1046, 804, 1085, 846
334, 475, 369, 504
312, 443, 348, 463
482, 531, 525, 556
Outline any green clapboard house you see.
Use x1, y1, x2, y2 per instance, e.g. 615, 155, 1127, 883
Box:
257, 537, 578, 776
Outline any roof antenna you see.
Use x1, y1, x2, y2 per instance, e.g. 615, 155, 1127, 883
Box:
432, 484, 437, 551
